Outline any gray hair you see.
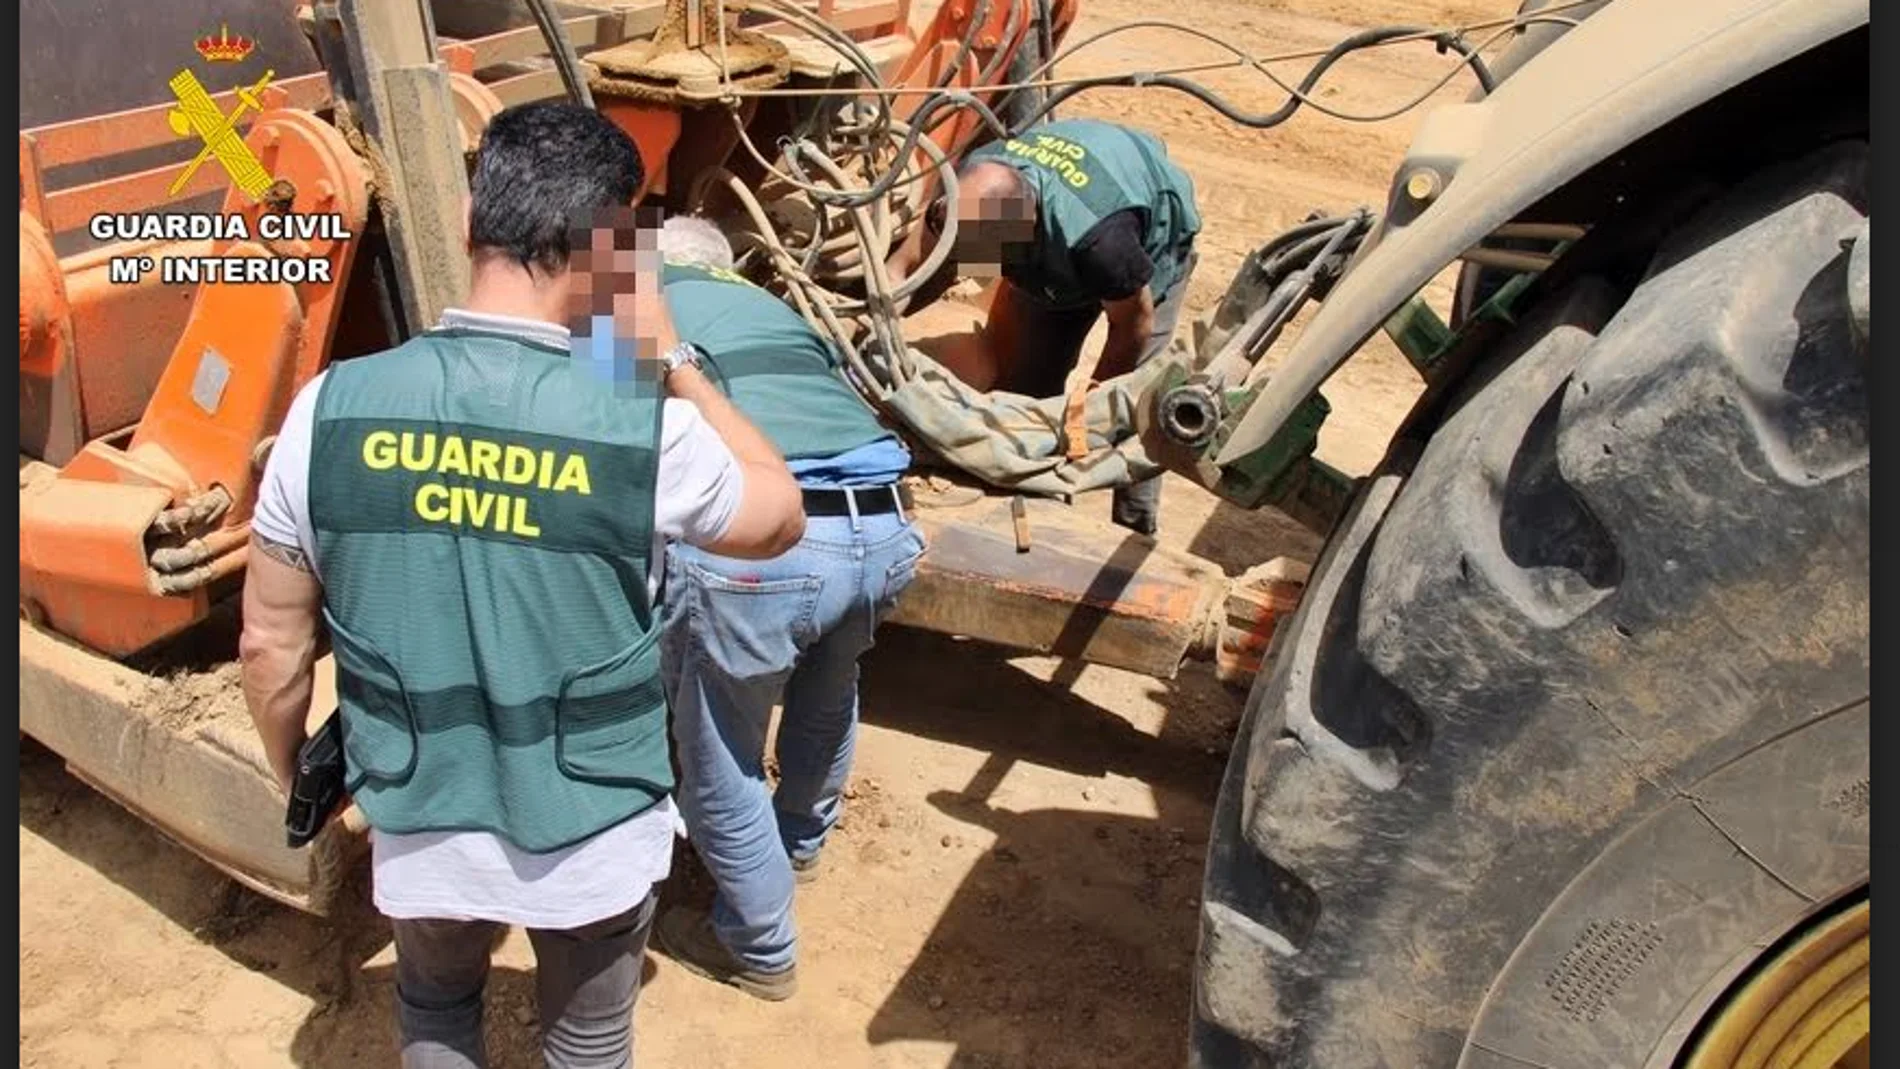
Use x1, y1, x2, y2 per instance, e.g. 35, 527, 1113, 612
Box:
659, 215, 736, 271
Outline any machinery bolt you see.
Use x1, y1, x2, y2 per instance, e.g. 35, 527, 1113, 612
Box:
263, 179, 298, 216
314, 180, 336, 205
1158, 381, 1224, 449
1404, 168, 1443, 204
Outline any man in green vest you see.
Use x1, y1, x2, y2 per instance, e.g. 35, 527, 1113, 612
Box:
887, 118, 1202, 536
238, 102, 805, 1067
646, 216, 926, 1002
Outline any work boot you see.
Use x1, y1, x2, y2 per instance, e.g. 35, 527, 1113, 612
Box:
655, 906, 798, 1002
1114, 514, 1159, 537
1111, 479, 1161, 537
791, 851, 822, 885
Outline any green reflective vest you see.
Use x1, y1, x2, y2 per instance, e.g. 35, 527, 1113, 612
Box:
662, 261, 895, 460
307, 328, 671, 853
965, 118, 1202, 311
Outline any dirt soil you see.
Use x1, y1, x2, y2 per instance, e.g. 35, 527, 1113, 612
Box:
19, 1, 1504, 1065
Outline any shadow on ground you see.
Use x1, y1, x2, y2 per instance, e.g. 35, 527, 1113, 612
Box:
18, 486, 1299, 1069
18, 740, 661, 1069
849, 627, 1238, 1068
836, 475, 1316, 1067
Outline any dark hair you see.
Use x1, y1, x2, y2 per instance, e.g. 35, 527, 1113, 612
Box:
468, 103, 645, 275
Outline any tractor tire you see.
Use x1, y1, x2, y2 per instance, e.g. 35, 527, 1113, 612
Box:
1191, 141, 1869, 1068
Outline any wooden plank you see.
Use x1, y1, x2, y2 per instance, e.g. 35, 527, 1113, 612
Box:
883, 495, 1227, 679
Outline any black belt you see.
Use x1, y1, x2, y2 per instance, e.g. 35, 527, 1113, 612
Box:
801, 484, 910, 518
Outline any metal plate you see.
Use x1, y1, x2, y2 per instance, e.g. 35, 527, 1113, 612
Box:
190, 345, 232, 415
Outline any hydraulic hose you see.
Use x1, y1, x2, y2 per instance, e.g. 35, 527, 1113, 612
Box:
679, 5, 1582, 497
526, 0, 594, 108
1020, 24, 1494, 130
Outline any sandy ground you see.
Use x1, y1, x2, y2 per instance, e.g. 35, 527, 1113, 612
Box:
19, 0, 1504, 1065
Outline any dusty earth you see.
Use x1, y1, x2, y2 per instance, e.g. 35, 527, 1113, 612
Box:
20, 0, 1506, 1066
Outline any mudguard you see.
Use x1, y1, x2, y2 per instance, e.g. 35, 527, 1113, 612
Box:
1214, 0, 1869, 465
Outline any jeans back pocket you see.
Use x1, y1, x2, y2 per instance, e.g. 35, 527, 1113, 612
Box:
682, 557, 823, 683
873, 527, 929, 621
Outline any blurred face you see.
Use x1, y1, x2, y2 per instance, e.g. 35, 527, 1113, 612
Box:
948, 187, 1038, 278
565, 206, 657, 340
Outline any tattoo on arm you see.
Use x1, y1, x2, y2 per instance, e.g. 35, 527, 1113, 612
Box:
252, 533, 314, 573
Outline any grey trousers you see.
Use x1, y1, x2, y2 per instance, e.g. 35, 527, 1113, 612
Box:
1002, 248, 1200, 536
391, 893, 658, 1069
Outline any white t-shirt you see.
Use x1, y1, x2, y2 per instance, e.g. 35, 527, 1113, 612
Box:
251, 308, 744, 929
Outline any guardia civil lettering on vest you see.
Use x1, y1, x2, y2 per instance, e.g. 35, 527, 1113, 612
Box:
358, 428, 597, 538
305, 329, 673, 854
964, 118, 1202, 311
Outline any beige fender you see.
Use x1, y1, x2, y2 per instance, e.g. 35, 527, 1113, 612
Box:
1215, 0, 1869, 464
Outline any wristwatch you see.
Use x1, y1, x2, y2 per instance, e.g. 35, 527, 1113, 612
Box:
659, 341, 707, 379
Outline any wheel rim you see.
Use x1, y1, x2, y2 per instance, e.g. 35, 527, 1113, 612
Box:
1683, 897, 1869, 1069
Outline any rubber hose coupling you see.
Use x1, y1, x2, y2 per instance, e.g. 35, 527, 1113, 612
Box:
1157, 380, 1224, 449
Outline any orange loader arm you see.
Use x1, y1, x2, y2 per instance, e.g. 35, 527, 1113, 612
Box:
20, 107, 369, 658
892, 0, 1079, 162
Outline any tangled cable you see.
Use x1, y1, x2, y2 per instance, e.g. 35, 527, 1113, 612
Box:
707, 0, 1597, 291
674, 0, 1596, 493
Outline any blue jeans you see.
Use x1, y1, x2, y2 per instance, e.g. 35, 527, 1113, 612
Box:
660, 509, 926, 972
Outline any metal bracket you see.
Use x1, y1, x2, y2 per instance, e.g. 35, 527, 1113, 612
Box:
1383, 236, 1576, 381
1206, 385, 1334, 514
1383, 296, 1456, 377
1141, 360, 1353, 535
